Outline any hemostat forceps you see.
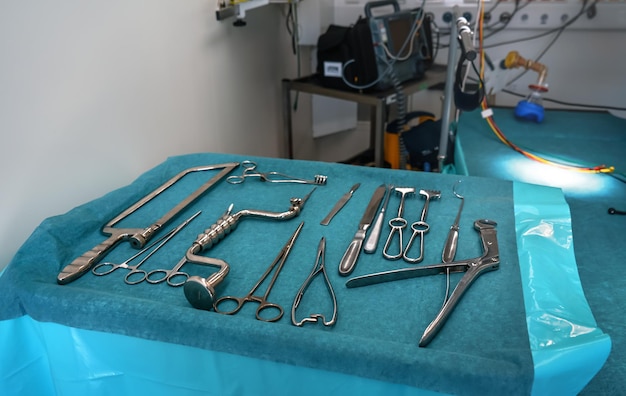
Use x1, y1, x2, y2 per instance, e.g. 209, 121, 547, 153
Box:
91, 211, 201, 285
214, 222, 304, 322
346, 219, 500, 347
291, 237, 338, 327
227, 160, 327, 185
57, 162, 240, 285
183, 189, 315, 310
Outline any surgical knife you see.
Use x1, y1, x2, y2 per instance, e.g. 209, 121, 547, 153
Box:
338, 184, 386, 276
364, 184, 392, 253
320, 183, 360, 225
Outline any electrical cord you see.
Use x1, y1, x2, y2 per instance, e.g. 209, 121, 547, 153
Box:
476, 0, 615, 175
340, 0, 427, 91
483, 0, 596, 49
504, 0, 597, 86
437, 0, 530, 50
501, 89, 626, 112
430, 18, 441, 61
390, 70, 409, 169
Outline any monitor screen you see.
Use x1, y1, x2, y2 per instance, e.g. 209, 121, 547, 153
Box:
388, 16, 415, 58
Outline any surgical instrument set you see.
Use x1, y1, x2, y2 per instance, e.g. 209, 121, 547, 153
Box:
227, 160, 327, 185
291, 237, 338, 327
346, 219, 500, 347
214, 222, 305, 322
91, 211, 201, 285
183, 188, 315, 310
57, 162, 240, 285
338, 184, 386, 276
59, 159, 501, 348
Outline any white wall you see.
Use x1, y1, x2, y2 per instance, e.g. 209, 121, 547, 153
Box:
0, 1, 293, 270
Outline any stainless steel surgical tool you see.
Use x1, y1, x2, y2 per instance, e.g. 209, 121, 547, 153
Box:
214, 222, 304, 322
57, 162, 240, 285
320, 183, 360, 225
338, 184, 386, 276
91, 211, 201, 285
403, 189, 441, 263
442, 181, 464, 263
291, 237, 338, 327
184, 189, 315, 309
144, 256, 194, 287
383, 187, 415, 260
364, 184, 393, 254
441, 181, 464, 305
346, 219, 500, 347
227, 160, 327, 185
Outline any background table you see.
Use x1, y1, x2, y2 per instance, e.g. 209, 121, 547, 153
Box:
282, 66, 445, 167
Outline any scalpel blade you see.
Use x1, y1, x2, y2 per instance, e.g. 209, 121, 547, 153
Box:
320, 183, 360, 225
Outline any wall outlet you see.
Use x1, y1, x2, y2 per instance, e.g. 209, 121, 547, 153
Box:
423, 1, 626, 30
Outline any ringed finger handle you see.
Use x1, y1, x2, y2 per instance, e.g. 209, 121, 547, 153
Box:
383, 218, 407, 260
256, 302, 284, 322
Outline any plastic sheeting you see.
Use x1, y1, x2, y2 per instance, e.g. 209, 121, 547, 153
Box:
1, 316, 446, 396
513, 183, 611, 395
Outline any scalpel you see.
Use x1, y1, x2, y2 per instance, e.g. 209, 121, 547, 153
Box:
320, 183, 360, 225
338, 184, 386, 276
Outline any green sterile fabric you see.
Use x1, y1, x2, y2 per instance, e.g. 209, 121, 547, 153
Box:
0, 152, 532, 395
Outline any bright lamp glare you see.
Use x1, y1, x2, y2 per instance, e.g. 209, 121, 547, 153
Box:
503, 157, 610, 195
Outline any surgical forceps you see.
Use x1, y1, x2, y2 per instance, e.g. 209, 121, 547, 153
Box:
57, 162, 240, 285
403, 189, 441, 263
227, 160, 327, 185
91, 211, 201, 285
346, 219, 500, 347
291, 237, 338, 327
214, 222, 304, 322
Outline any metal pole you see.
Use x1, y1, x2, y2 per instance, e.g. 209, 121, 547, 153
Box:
437, 6, 460, 172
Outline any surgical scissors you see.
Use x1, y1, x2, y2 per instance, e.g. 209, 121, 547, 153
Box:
91, 211, 201, 285
226, 160, 327, 185
145, 256, 193, 287
291, 237, 338, 327
214, 222, 304, 322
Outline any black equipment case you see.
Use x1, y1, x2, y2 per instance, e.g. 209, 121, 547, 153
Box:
316, 0, 433, 92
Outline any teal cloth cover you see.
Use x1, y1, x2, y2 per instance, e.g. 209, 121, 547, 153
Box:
0, 153, 533, 395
